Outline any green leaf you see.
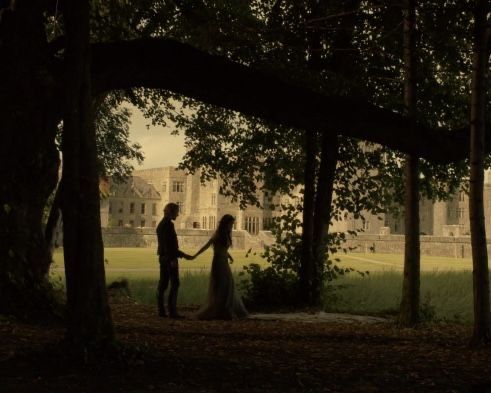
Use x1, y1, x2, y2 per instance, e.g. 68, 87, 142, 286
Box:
3, 204, 11, 214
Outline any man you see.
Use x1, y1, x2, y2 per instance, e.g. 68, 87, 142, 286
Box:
156, 202, 192, 318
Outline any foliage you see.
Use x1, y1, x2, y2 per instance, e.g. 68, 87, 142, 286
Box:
170, 0, 476, 221
94, 94, 144, 183
419, 292, 437, 323
239, 203, 357, 310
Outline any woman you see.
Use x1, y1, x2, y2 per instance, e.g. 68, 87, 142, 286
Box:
192, 214, 248, 320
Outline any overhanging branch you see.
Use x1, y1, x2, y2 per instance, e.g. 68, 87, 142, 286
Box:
91, 38, 472, 164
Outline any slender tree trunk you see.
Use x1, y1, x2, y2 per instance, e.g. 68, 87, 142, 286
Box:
309, 0, 360, 306
62, 1, 114, 351
300, 129, 317, 305
399, 0, 420, 326
299, 0, 328, 306
312, 133, 339, 305
469, 0, 490, 345
0, 2, 61, 318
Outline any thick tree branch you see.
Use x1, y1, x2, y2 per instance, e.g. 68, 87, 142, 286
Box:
92, 38, 471, 164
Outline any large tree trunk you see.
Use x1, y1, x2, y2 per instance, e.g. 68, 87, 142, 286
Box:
61, 0, 114, 350
0, 2, 61, 319
399, 0, 420, 327
469, 0, 490, 345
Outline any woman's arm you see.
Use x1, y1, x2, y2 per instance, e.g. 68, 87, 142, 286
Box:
227, 253, 234, 263
191, 238, 213, 259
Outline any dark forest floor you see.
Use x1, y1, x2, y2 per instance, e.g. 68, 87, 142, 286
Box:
2, 304, 491, 393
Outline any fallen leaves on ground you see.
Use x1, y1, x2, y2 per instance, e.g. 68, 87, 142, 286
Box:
1, 304, 491, 392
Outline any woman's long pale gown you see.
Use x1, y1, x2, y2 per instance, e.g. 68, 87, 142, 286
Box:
196, 242, 248, 320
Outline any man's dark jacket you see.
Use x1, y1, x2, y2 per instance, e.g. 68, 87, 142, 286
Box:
156, 217, 184, 260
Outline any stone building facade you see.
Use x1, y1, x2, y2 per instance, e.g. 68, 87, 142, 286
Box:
102, 166, 491, 238
102, 167, 279, 234
331, 184, 491, 237
100, 176, 162, 229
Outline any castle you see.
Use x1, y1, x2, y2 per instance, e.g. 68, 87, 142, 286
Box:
100, 166, 491, 237
100, 167, 279, 234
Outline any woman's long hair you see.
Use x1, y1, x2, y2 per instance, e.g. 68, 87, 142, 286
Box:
213, 214, 234, 247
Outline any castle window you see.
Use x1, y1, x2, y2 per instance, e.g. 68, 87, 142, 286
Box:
140, 220, 146, 228
162, 183, 167, 192
245, 217, 259, 234
152, 203, 157, 215
173, 181, 184, 192
109, 203, 112, 214
152, 220, 157, 227
141, 203, 146, 214
129, 220, 134, 227
118, 220, 123, 227
130, 202, 135, 214
202, 216, 207, 229
211, 193, 217, 205
176, 201, 184, 212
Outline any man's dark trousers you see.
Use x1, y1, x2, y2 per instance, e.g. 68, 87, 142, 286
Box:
157, 256, 180, 316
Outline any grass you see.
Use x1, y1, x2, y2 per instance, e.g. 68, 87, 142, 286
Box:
51, 247, 267, 275
51, 248, 477, 323
326, 271, 473, 322
337, 253, 473, 272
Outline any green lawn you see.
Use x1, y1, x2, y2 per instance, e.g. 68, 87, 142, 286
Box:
50, 248, 476, 322
338, 253, 473, 272
52, 247, 267, 277
52, 248, 474, 276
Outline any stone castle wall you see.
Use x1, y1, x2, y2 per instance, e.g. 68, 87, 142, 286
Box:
100, 228, 483, 258
101, 227, 262, 250
346, 234, 477, 259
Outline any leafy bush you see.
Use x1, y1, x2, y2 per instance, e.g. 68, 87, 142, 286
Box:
240, 203, 358, 310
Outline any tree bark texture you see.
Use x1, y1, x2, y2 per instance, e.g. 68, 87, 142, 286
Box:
469, 0, 490, 344
298, 0, 323, 306
312, 133, 339, 305
300, 130, 317, 305
310, 0, 360, 305
0, 3, 61, 318
309, 0, 360, 306
400, 0, 420, 327
61, 0, 114, 349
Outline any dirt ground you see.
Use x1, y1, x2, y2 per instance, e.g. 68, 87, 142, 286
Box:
1, 304, 491, 393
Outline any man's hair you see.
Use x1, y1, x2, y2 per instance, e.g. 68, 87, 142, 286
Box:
164, 202, 179, 217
